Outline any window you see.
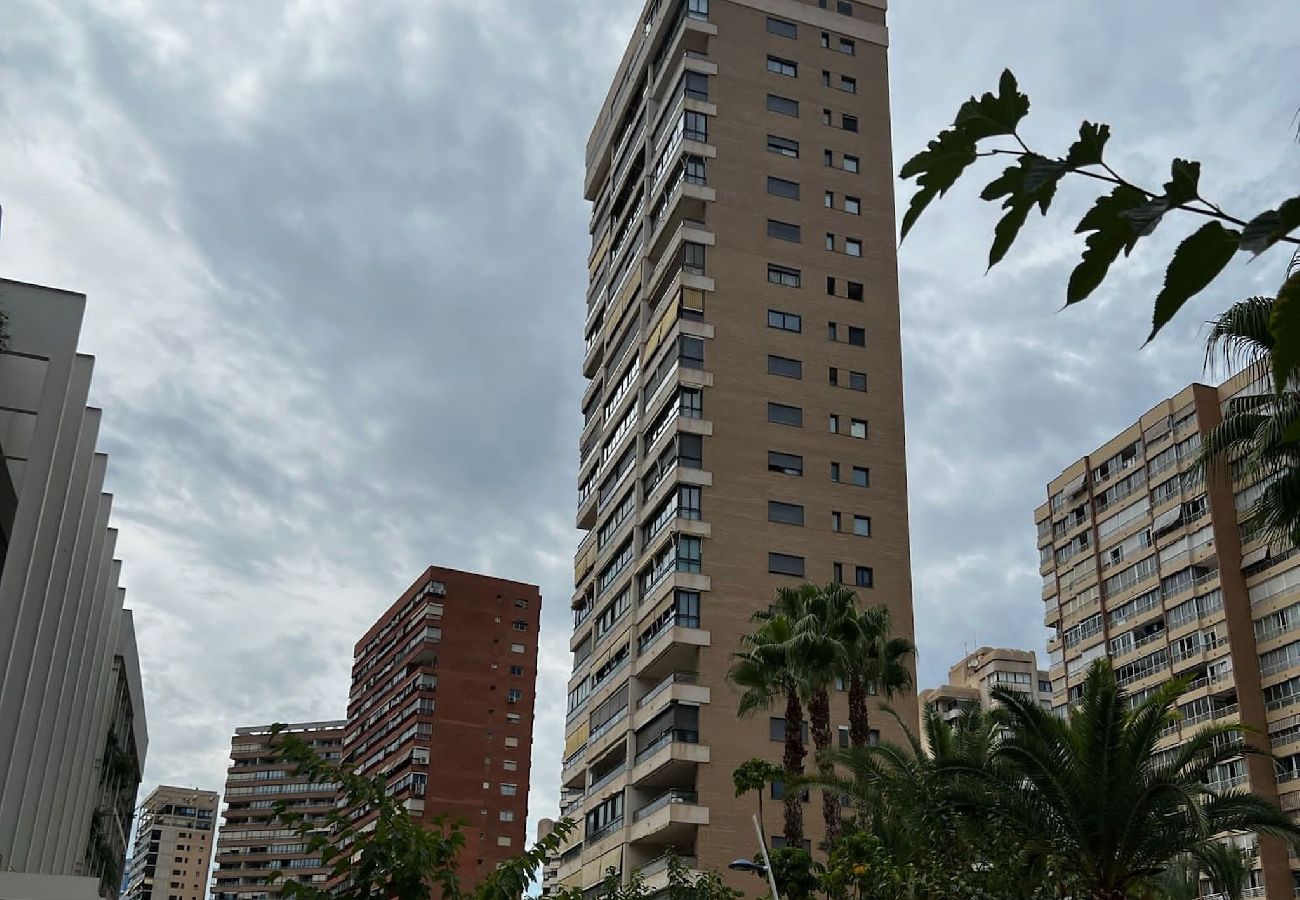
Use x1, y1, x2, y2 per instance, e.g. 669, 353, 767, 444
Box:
680, 335, 705, 368
827, 276, 837, 295
506, 712, 521, 724
512, 619, 528, 631
848, 371, 866, 391
843, 154, 860, 173
842, 114, 858, 132
768, 264, 801, 287
853, 466, 869, 487
854, 515, 871, 537
821, 70, 831, 87
510, 643, 525, 653
829, 367, 838, 386
830, 462, 841, 482
832, 511, 843, 532
768, 355, 802, 379
769, 501, 805, 526
839, 75, 857, 93
829, 414, 841, 434
682, 241, 706, 274
850, 419, 868, 439
768, 309, 801, 332
767, 176, 801, 200
825, 232, 835, 250
683, 110, 708, 142
838, 0, 853, 14
497, 836, 513, 847
767, 94, 799, 117
504, 736, 519, 748
507, 688, 522, 703
766, 56, 797, 77
766, 16, 797, 38
768, 403, 803, 426
821, 108, 832, 126
503, 760, 518, 771
500, 810, 515, 821
824, 149, 834, 166
845, 238, 862, 257
509, 665, 524, 676
828, 321, 838, 340
845, 197, 861, 215
514, 599, 528, 608
769, 717, 810, 741
855, 566, 874, 587
767, 134, 799, 158
848, 326, 865, 346
767, 219, 801, 242
847, 281, 863, 301
684, 71, 709, 100
839, 37, 855, 55
769, 553, 805, 577
838, 726, 850, 748
500, 783, 518, 796
768, 451, 803, 476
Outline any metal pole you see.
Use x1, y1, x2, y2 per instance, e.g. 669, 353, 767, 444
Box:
752, 814, 782, 900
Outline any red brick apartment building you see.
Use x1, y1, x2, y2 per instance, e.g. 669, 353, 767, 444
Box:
345, 567, 542, 894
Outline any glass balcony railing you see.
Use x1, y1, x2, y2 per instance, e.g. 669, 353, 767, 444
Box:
633, 789, 699, 822
634, 728, 699, 765
637, 671, 698, 709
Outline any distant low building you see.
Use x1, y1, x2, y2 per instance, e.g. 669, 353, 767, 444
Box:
122, 786, 219, 900
0, 278, 148, 900
918, 646, 1051, 746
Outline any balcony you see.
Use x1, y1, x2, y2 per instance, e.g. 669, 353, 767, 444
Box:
635, 618, 709, 680
629, 789, 707, 844
632, 728, 707, 787
635, 854, 701, 893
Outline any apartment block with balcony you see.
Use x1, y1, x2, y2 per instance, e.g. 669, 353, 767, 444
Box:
0, 278, 147, 900
122, 786, 218, 900
918, 646, 1050, 731
342, 567, 541, 896
211, 721, 345, 900
557, 0, 914, 893
1037, 371, 1300, 898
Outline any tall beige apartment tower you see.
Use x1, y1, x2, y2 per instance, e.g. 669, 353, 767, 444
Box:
559, 0, 913, 891
121, 786, 218, 900
1038, 370, 1300, 897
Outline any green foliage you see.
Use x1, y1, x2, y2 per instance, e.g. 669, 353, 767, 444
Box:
266, 725, 574, 900
733, 758, 785, 798
1272, 270, 1300, 391
766, 847, 821, 900
553, 852, 743, 900
898, 68, 1300, 345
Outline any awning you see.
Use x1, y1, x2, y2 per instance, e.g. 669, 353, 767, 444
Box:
1060, 472, 1087, 497
1153, 505, 1183, 532
1241, 545, 1269, 569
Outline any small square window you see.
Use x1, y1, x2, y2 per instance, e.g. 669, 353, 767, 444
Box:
510, 665, 524, 676
855, 566, 874, 588
845, 197, 861, 215
510, 643, 525, 653
838, 1, 853, 15
503, 759, 518, 771
850, 419, 868, 439
846, 238, 862, 257
500, 783, 518, 796
506, 712, 522, 724
853, 466, 869, 487
507, 688, 522, 703
497, 835, 513, 847
847, 281, 864, 301
842, 114, 858, 132
500, 810, 515, 821
504, 736, 519, 748
854, 515, 871, 537
512, 619, 528, 631
849, 371, 867, 391
848, 326, 866, 346
839, 38, 856, 55
840, 76, 857, 93
843, 155, 860, 173
514, 598, 528, 608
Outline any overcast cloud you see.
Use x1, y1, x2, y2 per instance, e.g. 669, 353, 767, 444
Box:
1, 0, 1297, 848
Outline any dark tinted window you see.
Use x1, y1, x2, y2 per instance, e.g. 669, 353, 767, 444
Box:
768, 553, 805, 577
853, 466, 869, 487
766, 16, 797, 38
767, 403, 803, 427
767, 310, 801, 332
768, 265, 801, 287
767, 355, 802, 379
768, 452, 803, 476
767, 134, 799, 158
767, 176, 801, 200
768, 501, 805, 526
767, 219, 801, 242
766, 94, 799, 117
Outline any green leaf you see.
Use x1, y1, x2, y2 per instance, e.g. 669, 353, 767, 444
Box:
1064, 121, 1111, 168
1163, 158, 1202, 207
1271, 271, 1300, 391
952, 69, 1031, 141
1283, 418, 1300, 444
1122, 198, 1171, 237
1148, 221, 1241, 340
979, 154, 1067, 269
1240, 196, 1300, 254
1067, 186, 1150, 304
898, 129, 978, 240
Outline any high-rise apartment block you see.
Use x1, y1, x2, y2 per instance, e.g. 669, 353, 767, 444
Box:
344, 568, 541, 894
1038, 370, 1300, 897
122, 786, 218, 900
558, 0, 912, 890
211, 721, 346, 900
918, 646, 1051, 723
0, 278, 148, 900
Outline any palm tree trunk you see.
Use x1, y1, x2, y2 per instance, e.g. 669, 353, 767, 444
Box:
782, 687, 805, 848
848, 672, 870, 749
808, 687, 840, 844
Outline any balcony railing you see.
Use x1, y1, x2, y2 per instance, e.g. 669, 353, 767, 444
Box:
638, 671, 699, 709
588, 706, 629, 745
633, 789, 699, 822
635, 728, 699, 765
588, 763, 627, 795
587, 816, 625, 844
638, 612, 701, 654
636, 853, 698, 878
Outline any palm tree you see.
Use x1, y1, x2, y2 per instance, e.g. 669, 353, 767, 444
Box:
730, 609, 806, 848
971, 661, 1300, 900
772, 583, 849, 844
1199, 294, 1300, 549
733, 757, 784, 847
833, 599, 915, 750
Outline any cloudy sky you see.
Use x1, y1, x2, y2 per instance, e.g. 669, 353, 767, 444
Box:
1, 0, 1297, 848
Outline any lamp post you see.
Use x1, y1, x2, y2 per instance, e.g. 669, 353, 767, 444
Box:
727, 815, 781, 900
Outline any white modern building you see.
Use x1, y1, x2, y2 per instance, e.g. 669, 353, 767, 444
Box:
0, 277, 148, 900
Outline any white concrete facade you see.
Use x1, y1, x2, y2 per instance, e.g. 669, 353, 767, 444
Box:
0, 278, 148, 899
